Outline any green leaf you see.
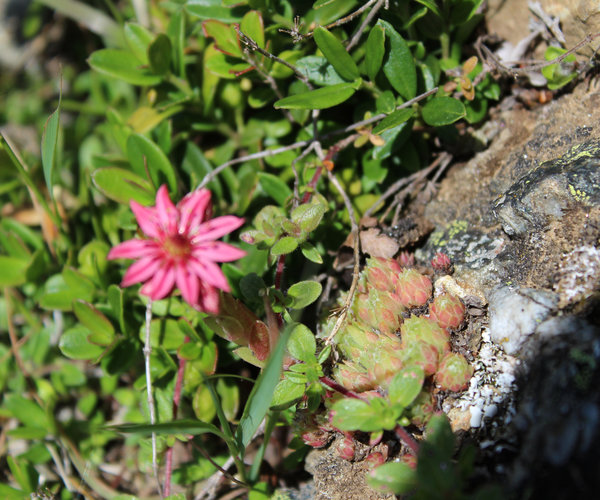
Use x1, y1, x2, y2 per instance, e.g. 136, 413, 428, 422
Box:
286, 280, 322, 309
92, 167, 155, 205
300, 242, 323, 264
270, 378, 305, 410
257, 172, 292, 205
287, 323, 316, 362
367, 461, 416, 495
73, 300, 115, 346
142, 318, 186, 350
202, 20, 241, 57
236, 323, 292, 448
193, 384, 217, 422
7, 457, 37, 494
111, 419, 226, 440
0, 256, 29, 286
148, 34, 172, 75
186, 0, 244, 23
313, 26, 359, 81
414, 0, 442, 18
331, 397, 376, 430
274, 81, 359, 109
290, 195, 328, 232
295, 56, 346, 86
240, 10, 264, 49
365, 24, 385, 80
59, 326, 105, 360
124, 22, 154, 64
421, 96, 466, 126
388, 365, 424, 407
372, 107, 414, 134
3, 394, 48, 429
271, 236, 298, 256
41, 89, 61, 199
127, 133, 177, 193
88, 49, 162, 86
0, 483, 27, 499
39, 268, 95, 311
378, 20, 416, 99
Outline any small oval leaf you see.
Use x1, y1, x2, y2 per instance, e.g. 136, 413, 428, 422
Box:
274, 82, 358, 110
378, 20, 416, 100
365, 24, 385, 80
421, 96, 466, 126
88, 49, 162, 86
313, 26, 359, 81
286, 280, 322, 309
92, 167, 155, 205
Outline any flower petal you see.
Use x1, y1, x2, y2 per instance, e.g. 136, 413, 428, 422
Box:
108, 239, 159, 260
198, 282, 219, 314
131, 202, 161, 239
155, 185, 178, 234
178, 189, 211, 235
175, 264, 200, 306
192, 216, 245, 244
121, 257, 162, 287
140, 264, 176, 300
193, 242, 246, 262
188, 258, 230, 291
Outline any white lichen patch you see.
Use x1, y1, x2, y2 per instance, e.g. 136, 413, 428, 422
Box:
554, 245, 600, 307
445, 329, 518, 432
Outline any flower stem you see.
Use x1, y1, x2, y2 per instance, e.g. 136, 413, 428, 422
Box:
144, 302, 163, 498
163, 336, 189, 497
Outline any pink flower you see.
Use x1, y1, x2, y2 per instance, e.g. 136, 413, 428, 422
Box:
108, 185, 245, 313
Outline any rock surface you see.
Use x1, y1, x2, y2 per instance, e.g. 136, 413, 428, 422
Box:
416, 79, 600, 497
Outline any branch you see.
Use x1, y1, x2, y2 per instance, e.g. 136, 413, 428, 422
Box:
346, 0, 387, 51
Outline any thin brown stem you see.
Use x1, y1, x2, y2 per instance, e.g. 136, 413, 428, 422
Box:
197, 87, 439, 191
282, 0, 380, 41
323, 167, 361, 346
236, 26, 311, 87
346, 0, 387, 51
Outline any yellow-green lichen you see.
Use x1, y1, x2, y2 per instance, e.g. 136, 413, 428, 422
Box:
568, 184, 591, 204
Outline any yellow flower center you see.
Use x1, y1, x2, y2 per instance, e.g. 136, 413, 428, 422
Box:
163, 233, 192, 260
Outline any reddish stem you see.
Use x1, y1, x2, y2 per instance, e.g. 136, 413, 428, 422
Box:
301, 165, 323, 204
319, 376, 362, 400
163, 336, 189, 496
394, 424, 420, 455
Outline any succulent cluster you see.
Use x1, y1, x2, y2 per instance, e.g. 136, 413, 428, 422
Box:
331, 257, 471, 400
